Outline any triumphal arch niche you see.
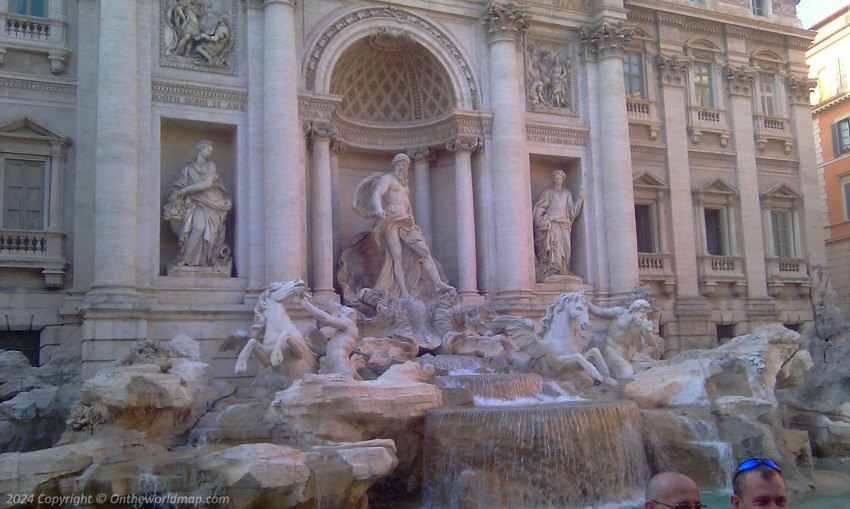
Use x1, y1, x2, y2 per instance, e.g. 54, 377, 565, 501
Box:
301, 6, 490, 302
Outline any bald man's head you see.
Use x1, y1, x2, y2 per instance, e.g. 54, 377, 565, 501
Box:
645, 472, 703, 509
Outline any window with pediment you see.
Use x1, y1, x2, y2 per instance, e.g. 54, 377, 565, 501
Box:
761, 183, 808, 293
634, 172, 674, 294
751, 50, 792, 153
693, 178, 745, 295
0, 118, 69, 288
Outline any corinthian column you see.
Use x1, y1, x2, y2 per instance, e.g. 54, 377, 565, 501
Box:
447, 136, 481, 296
581, 22, 640, 295
263, 0, 304, 282
483, 3, 535, 299
408, 148, 433, 243
90, 0, 139, 298
306, 122, 337, 303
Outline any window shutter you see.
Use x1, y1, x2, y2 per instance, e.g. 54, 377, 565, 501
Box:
833, 122, 842, 158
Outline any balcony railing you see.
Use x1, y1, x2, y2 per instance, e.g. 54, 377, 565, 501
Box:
696, 109, 720, 123
5, 19, 50, 40
0, 229, 68, 288
626, 98, 651, 118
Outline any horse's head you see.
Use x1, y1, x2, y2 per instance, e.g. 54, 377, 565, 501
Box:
268, 279, 307, 302
564, 292, 589, 330
542, 291, 589, 335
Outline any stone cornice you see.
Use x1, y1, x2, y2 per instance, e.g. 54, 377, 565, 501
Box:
630, 143, 667, 156
755, 156, 799, 170
526, 123, 588, 145
333, 110, 491, 151
151, 80, 247, 110
813, 90, 850, 115
580, 22, 635, 57
688, 149, 736, 162
482, 2, 530, 44
0, 76, 76, 95
298, 92, 343, 122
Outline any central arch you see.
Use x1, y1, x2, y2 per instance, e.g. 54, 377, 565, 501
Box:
304, 5, 480, 112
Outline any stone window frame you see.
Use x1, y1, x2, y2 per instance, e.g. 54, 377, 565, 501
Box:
751, 49, 793, 153
0, 0, 69, 73
2, 157, 47, 230
759, 182, 802, 259
831, 116, 850, 158
0, 117, 69, 288
684, 38, 730, 146
623, 50, 646, 100
693, 178, 740, 257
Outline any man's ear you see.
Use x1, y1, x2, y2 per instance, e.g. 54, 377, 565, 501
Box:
730, 494, 742, 509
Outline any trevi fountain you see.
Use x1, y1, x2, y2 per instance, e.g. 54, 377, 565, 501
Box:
1, 150, 849, 509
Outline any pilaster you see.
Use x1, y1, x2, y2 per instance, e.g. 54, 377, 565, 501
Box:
408, 147, 434, 244
725, 64, 770, 301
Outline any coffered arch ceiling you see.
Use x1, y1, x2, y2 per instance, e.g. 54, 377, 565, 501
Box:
330, 31, 456, 124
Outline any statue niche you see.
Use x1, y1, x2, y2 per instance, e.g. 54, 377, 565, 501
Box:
163, 139, 233, 275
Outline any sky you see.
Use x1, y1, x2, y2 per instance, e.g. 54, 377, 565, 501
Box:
797, 0, 850, 29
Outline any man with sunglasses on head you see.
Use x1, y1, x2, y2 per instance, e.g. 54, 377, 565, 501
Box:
730, 457, 787, 509
645, 471, 706, 509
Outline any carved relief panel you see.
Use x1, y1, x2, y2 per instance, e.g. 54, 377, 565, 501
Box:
524, 39, 578, 116
160, 0, 237, 75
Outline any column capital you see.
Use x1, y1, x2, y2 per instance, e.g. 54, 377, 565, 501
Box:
657, 54, 691, 87
304, 121, 335, 151
580, 22, 635, 58
407, 147, 435, 163
262, 0, 296, 7
787, 74, 817, 105
482, 2, 529, 45
331, 137, 347, 154
726, 64, 759, 96
446, 136, 481, 153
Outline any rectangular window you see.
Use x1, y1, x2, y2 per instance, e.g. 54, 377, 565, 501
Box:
3, 159, 45, 230
752, 0, 765, 16
832, 118, 850, 158
635, 203, 657, 253
771, 210, 793, 258
693, 62, 714, 108
716, 324, 736, 343
759, 74, 776, 116
704, 208, 726, 255
623, 51, 645, 99
9, 0, 47, 17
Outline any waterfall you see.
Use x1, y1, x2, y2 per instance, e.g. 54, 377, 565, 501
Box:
422, 400, 649, 509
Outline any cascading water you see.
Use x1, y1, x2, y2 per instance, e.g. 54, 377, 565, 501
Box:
422, 400, 650, 509
436, 373, 545, 400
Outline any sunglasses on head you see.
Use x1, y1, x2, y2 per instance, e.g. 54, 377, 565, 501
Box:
649, 501, 707, 509
732, 457, 782, 483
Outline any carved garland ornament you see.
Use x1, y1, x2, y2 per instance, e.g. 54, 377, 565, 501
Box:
657, 54, 691, 86
305, 6, 480, 109
726, 65, 759, 96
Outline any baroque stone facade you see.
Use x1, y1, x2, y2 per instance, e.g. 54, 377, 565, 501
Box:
0, 0, 822, 378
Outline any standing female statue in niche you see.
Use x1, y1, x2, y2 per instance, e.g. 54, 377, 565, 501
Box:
163, 140, 232, 271
533, 169, 583, 279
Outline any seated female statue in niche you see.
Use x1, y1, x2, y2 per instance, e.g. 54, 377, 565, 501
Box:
533, 169, 583, 280
163, 140, 232, 272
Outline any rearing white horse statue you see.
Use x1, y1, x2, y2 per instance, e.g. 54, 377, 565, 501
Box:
495, 291, 610, 384
223, 279, 318, 378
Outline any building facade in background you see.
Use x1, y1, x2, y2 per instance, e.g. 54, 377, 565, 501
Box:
808, 5, 850, 314
0, 0, 823, 379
